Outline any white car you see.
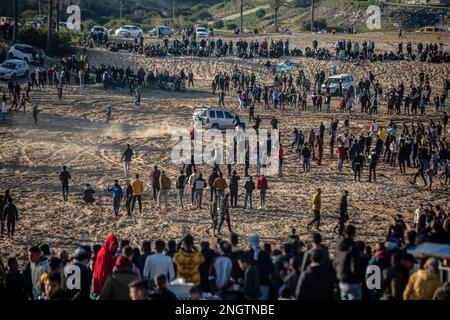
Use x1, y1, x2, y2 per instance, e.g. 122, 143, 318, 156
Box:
91, 25, 107, 36
149, 26, 174, 37
114, 25, 143, 37
7, 44, 45, 64
195, 27, 209, 38
193, 107, 245, 130
321, 73, 356, 95
0, 59, 29, 80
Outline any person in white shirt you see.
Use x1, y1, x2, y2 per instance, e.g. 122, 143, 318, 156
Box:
143, 240, 175, 286
414, 204, 425, 229
188, 169, 199, 205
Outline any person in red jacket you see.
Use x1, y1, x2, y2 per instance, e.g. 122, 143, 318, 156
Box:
336, 143, 346, 172
92, 234, 118, 296
256, 175, 268, 209
278, 144, 285, 177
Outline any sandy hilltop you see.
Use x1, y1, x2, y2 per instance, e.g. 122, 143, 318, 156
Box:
0, 32, 449, 264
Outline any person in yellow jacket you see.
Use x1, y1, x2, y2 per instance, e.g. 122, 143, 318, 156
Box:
377, 127, 385, 141
403, 258, 441, 300
307, 188, 322, 231
131, 174, 144, 214
158, 171, 171, 210
173, 235, 204, 285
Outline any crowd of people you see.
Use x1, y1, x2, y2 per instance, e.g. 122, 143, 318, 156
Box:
92, 30, 450, 64
1, 211, 449, 300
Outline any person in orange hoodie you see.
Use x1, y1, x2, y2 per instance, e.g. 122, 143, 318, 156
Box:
131, 174, 144, 214
213, 173, 227, 205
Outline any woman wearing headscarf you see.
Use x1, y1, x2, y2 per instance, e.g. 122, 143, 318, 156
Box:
247, 235, 274, 300
92, 234, 118, 296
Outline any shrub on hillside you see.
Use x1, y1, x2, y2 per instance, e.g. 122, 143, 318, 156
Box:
213, 20, 225, 29
17, 26, 76, 56
194, 9, 212, 21
226, 23, 238, 30
299, 18, 327, 31
256, 8, 266, 19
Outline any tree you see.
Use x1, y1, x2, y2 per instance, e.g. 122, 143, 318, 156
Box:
55, 0, 60, 32
13, 0, 19, 43
47, 0, 54, 53
271, 0, 284, 31
240, 0, 243, 35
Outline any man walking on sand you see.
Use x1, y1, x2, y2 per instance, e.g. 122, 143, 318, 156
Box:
131, 174, 144, 214
59, 166, 72, 202
108, 180, 123, 217
158, 171, 171, 210
307, 188, 322, 231
121, 144, 134, 180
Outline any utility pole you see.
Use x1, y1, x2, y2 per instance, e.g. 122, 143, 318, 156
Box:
172, 0, 175, 23
311, 0, 315, 32
13, 0, 18, 43
119, 0, 123, 19
240, 0, 243, 36
224, 0, 226, 18
47, 0, 54, 53
55, 0, 60, 32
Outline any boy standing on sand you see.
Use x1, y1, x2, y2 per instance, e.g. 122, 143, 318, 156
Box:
59, 166, 71, 202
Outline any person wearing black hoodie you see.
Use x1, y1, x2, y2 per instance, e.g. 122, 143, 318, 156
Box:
2, 197, 18, 240
229, 171, 240, 207
238, 254, 262, 300
4, 257, 28, 300
65, 247, 92, 300
333, 224, 364, 300
295, 249, 336, 300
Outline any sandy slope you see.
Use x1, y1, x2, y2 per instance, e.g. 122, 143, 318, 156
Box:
0, 32, 449, 264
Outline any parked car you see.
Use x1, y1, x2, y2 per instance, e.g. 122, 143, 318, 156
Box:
320, 73, 355, 95
7, 44, 45, 64
91, 25, 108, 37
195, 27, 209, 38
193, 107, 245, 130
114, 25, 143, 37
0, 59, 29, 80
149, 26, 174, 37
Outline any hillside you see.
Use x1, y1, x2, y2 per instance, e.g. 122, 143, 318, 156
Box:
0, 0, 449, 32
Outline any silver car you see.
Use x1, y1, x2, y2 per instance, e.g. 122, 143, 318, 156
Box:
193, 107, 245, 130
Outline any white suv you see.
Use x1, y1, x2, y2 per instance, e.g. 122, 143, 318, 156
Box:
321, 73, 355, 95
0, 59, 29, 80
114, 25, 143, 37
149, 26, 174, 37
8, 44, 45, 64
195, 27, 209, 38
193, 107, 245, 130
